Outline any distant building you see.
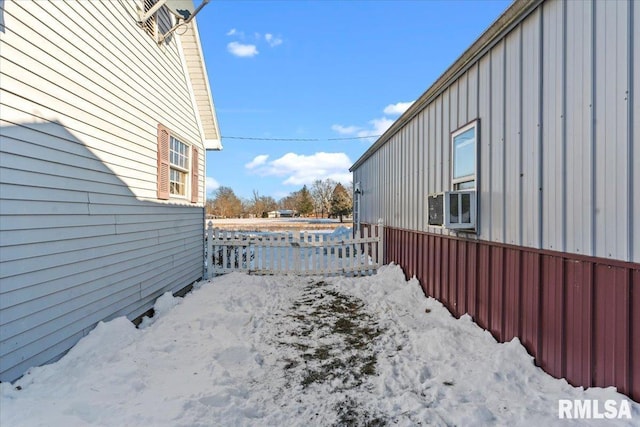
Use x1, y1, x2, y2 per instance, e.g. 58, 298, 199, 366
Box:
267, 210, 297, 218
351, 0, 639, 402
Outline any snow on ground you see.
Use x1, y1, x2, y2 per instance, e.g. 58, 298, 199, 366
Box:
1, 265, 638, 426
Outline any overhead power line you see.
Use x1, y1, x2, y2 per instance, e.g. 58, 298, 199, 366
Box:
221, 135, 380, 142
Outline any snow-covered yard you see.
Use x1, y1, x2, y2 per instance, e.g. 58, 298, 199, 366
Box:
1, 265, 638, 426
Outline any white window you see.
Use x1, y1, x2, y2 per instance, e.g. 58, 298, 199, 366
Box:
169, 136, 189, 196
157, 123, 199, 203
451, 120, 478, 190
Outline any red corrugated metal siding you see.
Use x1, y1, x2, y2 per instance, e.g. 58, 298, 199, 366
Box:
477, 244, 491, 331
540, 255, 564, 379
465, 242, 478, 321
520, 251, 541, 359
448, 239, 459, 317
593, 265, 629, 393
457, 240, 468, 315
632, 269, 640, 401
504, 248, 521, 342
565, 260, 593, 389
441, 238, 451, 312
490, 246, 505, 341
379, 225, 640, 403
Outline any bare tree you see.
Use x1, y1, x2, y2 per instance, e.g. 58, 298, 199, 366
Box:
311, 178, 336, 218
211, 186, 242, 218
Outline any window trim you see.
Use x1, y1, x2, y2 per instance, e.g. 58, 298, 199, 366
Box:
157, 124, 199, 203
450, 119, 479, 190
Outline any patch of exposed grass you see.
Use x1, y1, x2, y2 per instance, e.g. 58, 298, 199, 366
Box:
274, 281, 388, 424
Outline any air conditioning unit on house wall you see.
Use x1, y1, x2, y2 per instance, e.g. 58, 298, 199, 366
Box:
427, 190, 476, 230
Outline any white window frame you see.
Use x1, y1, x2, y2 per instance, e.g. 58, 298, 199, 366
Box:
169, 135, 190, 198
451, 120, 478, 190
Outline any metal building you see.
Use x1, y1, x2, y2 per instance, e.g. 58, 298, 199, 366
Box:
351, 0, 639, 402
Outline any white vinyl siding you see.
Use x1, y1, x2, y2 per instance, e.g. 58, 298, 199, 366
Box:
0, 0, 208, 381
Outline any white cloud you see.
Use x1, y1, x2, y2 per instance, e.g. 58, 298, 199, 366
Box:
206, 176, 220, 194
226, 28, 237, 36
383, 101, 415, 115
227, 41, 258, 58
245, 154, 269, 169
331, 117, 395, 140
331, 100, 407, 141
248, 152, 352, 186
331, 124, 361, 135
357, 117, 395, 138
265, 33, 283, 47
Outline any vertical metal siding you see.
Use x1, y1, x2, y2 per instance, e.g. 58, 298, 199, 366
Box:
504, 248, 521, 342
541, 0, 565, 252
593, 265, 630, 393
490, 246, 505, 341
594, 0, 630, 260
633, 0, 640, 263
521, 8, 543, 249
565, 0, 594, 257
478, 54, 492, 241
378, 225, 639, 401
505, 28, 523, 246
458, 73, 468, 127
354, 0, 637, 263
352, 1, 639, 403
565, 260, 593, 389
476, 244, 491, 331
632, 269, 640, 400
490, 43, 506, 244
539, 255, 564, 379
520, 251, 541, 358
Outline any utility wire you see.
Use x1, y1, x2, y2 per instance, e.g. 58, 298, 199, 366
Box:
221, 135, 380, 142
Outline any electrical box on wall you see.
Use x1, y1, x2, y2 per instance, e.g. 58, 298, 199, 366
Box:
427, 193, 444, 226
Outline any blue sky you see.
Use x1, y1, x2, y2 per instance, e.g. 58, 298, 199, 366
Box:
196, 0, 512, 201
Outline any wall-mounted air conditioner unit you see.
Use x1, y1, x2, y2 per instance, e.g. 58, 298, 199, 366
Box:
444, 190, 476, 230
427, 190, 476, 230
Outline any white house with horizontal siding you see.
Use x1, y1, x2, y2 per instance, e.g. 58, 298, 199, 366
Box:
0, 0, 221, 382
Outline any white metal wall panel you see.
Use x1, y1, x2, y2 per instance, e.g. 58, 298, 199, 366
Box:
541, 0, 565, 252
490, 42, 506, 243
458, 73, 469, 127
442, 89, 451, 200
450, 82, 459, 133
478, 54, 493, 241
0, 0, 209, 381
521, 8, 543, 249
634, 0, 640, 263
353, 0, 638, 263
468, 64, 479, 121
418, 110, 427, 231
565, 0, 594, 257
505, 28, 522, 246
594, 0, 630, 260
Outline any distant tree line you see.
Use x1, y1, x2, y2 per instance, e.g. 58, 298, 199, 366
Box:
206, 178, 353, 222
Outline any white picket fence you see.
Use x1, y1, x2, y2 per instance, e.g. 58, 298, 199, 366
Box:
205, 220, 384, 279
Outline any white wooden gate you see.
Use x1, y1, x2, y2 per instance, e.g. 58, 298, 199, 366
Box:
205, 221, 383, 279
